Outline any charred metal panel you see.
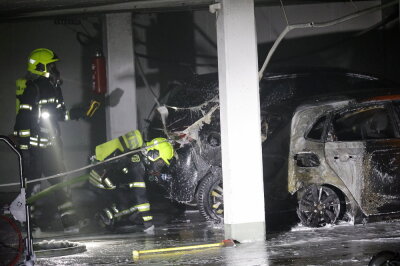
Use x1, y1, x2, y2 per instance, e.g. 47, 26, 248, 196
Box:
168, 143, 211, 202
294, 152, 320, 167
292, 102, 400, 217
199, 131, 222, 167
362, 139, 400, 214
325, 103, 400, 215
288, 101, 350, 193
325, 141, 365, 211
288, 100, 363, 219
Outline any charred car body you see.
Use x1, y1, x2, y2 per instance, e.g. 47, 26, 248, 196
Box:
290, 96, 400, 227
148, 68, 399, 223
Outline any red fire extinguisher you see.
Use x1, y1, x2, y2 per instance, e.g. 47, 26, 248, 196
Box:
91, 50, 107, 95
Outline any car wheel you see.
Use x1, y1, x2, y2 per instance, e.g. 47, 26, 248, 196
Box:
297, 184, 341, 227
197, 173, 223, 222
369, 250, 400, 266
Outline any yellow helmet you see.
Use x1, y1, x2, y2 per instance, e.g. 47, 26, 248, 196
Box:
27, 48, 59, 77
146, 138, 174, 165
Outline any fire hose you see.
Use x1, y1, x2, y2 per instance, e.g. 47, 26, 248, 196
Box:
0, 140, 171, 188
26, 174, 90, 204
132, 239, 236, 262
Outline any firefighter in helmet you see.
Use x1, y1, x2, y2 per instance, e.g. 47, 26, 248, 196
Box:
89, 130, 174, 233
13, 48, 90, 232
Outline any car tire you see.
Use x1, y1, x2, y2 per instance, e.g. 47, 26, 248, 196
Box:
297, 184, 341, 227
197, 173, 223, 222
368, 250, 400, 266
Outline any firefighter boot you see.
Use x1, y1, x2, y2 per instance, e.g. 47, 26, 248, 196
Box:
97, 208, 115, 231
143, 221, 154, 234
58, 202, 79, 234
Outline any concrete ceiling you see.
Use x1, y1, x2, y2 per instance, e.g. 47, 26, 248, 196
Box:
0, 0, 374, 20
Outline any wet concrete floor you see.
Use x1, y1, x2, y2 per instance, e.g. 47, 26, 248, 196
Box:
35, 211, 400, 265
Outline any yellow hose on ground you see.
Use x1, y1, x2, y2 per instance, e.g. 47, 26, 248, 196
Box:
132, 239, 235, 262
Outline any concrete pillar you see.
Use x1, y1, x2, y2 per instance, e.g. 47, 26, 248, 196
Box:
215, 0, 266, 242
104, 13, 137, 139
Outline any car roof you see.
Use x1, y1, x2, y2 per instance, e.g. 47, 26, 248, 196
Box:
360, 94, 400, 103
262, 66, 397, 85
164, 67, 400, 109
294, 94, 400, 115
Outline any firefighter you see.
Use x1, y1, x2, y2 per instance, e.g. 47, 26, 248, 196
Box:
13, 48, 89, 233
89, 130, 174, 233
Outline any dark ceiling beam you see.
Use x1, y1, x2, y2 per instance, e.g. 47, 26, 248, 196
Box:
1, 0, 213, 19
0, 0, 378, 20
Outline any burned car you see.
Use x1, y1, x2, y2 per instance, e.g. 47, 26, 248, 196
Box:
148, 68, 399, 223
290, 96, 400, 227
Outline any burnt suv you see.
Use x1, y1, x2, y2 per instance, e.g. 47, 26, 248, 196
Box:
148, 68, 398, 222
290, 95, 400, 227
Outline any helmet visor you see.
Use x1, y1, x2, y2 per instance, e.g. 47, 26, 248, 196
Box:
146, 150, 160, 162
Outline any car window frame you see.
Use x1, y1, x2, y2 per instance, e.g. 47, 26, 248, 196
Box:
304, 113, 331, 143
386, 101, 400, 139
326, 102, 399, 142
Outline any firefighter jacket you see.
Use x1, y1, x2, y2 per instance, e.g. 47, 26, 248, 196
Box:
14, 76, 68, 150
89, 130, 147, 189
90, 153, 146, 190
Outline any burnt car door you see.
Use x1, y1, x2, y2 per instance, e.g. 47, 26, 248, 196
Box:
324, 103, 400, 215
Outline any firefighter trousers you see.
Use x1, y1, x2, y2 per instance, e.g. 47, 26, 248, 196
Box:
89, 162, 153, 228
22, 142, 77, 229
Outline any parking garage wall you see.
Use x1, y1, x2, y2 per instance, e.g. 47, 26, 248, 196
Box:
192, 0, 398, 82
0, 18, 104, 190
